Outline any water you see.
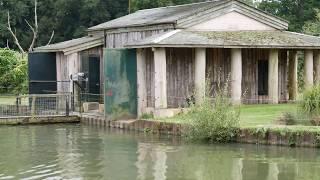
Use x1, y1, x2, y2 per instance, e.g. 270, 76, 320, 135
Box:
0, 124, 320, 180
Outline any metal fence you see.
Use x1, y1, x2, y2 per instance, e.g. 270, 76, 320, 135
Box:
0, 94, 71, 117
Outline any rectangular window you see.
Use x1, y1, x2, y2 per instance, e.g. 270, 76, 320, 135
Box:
258, 60, 268, 95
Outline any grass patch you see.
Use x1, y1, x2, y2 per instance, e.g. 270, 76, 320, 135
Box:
0, 97, 17, 105
156, 104, 297, 127
239, 104, 297, 127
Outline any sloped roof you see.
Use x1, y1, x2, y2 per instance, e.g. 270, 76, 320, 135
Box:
125, 30, 320, 49
88, 0, 288, 31
34, 36, 103, 55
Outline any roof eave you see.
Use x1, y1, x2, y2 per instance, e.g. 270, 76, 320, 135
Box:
125, 44, 320, 49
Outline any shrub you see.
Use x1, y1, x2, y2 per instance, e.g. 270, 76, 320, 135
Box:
0, 48, 28, 94
183, 81, 240, 143
278, 112, 297, 125
300, 85, 320, 116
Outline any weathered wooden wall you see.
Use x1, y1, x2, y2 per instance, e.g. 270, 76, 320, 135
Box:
145, 48, 195, 108
278, 50, 288, 102
106, 29, 172, 48
206, 48, 231, 96
242, 49, 288, 104
56, 46, 104, 94
166, 48, 195, 108
79, 46, 104, 94
145, 48, 155, 107
242, 49, 268, 103
56, 52, 80, 93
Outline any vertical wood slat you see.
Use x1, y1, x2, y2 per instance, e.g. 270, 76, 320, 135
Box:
105, 29, 172, 49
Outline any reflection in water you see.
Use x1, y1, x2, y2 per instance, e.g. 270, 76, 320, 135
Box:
0, 124, 320, 180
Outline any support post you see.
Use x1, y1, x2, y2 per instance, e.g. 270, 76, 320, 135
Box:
304, 50, 314, 89
231, 48, 242, 104
268, 49, 279, 104
314, 50, 320, 85
288, 50, 298, 101
137, 48, 147, 117
194, 48, 206, 104
154, 48, 167, 109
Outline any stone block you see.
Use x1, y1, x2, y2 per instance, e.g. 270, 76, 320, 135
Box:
83, 102, 99, 112
99, 104, 105, 113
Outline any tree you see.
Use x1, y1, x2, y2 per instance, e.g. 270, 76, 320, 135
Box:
258, 0, 320, 32
0, 48, 28, 94
303, 9, 320, 36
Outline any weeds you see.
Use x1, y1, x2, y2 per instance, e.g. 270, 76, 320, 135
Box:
183, 77, 240, 143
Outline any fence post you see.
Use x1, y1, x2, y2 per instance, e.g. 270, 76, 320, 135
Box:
16, 97, 20, 114
31, 95, 36, 116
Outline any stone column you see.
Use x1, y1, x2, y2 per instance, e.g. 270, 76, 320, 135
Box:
288, 50, 298, 101
304, 50, 314, 89
137, 48, 147, 117
154, 48, 167, 109
194, 48, 206, 104
268, 49, 279, 104
231, 48, 242, 104
314, 50, 320, 85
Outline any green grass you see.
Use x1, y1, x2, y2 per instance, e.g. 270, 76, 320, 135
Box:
0, 97, 17, 105
154, 104, 298, 127
239, 104, 297, 127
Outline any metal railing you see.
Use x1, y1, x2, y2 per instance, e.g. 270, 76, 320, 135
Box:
0, 94, 71, 117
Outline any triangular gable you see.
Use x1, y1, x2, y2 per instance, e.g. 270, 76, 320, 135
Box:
188, 11, 275, 31
177, 0, 288, 30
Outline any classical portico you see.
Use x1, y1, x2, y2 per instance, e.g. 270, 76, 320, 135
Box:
133, 30, 320, 117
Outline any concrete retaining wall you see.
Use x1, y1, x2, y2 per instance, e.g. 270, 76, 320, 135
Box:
80, 117, 320, 148
0, 116, 80, 125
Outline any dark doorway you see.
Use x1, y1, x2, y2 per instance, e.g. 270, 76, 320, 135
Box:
258, 60, 268, 95
88, 56, 100, 95
79, 54, 101, 102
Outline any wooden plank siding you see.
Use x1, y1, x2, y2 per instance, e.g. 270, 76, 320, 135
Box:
56, 46, 104, 94
79, 46, 104, 94
206, 48, 231, 97
241, 49, 269, 104
145, 48, 155, 107
242, 49, 288, 104
166, 48, 195, 108
106, 29, 173, 48
278, 50, 288, 103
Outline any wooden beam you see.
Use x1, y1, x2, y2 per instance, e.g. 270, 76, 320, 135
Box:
288, 50, 298, 101
154, 48, 167, 109
304, 50, 314, 89
231, 48, 242, 104
268, 49, 279, 104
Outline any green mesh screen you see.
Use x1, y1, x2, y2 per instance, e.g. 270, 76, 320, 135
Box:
104, 49, 137, 120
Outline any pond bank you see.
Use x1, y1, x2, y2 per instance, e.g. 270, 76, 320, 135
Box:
81, 116, 320, 148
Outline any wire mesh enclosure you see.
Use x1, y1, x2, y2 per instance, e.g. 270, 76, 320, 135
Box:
0, 94, 71, 117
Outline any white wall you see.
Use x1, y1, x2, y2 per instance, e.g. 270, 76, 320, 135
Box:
188, 12, 275, 31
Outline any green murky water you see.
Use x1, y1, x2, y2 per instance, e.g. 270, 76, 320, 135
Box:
0, 124, 320, 180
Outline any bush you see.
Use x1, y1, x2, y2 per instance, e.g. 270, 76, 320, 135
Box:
300, 85, 320, 116
183, 82, 240, 143
0, 48, 28, 94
